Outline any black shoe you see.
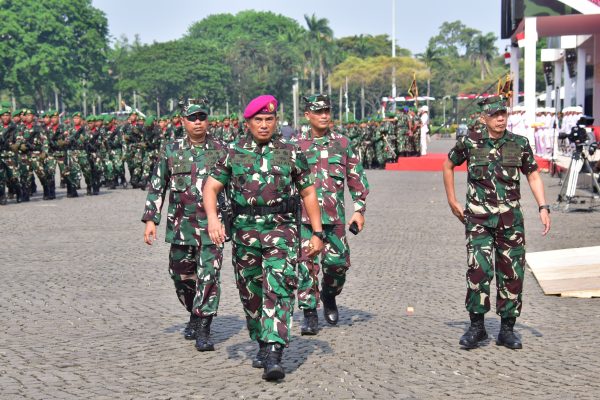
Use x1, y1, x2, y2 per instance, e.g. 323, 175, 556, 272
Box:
92, 185, 100, 195
86, 186, 92, 196
15, 186, 22, 203
252, 340, 268, 368
48, 182, 56, 200
459, 313, 487, 349
66, 183, 78, 198
300, 308, 319, 335
496, 317, 522, 349
195, 316, 215, 351
321, 291, 339, 325
184, 313, 199, 340
0, 188, 6, 205
60, 180, 66, 188
21, 186, 30, 202
262, 344, 285, 381
42, 184, 50, 200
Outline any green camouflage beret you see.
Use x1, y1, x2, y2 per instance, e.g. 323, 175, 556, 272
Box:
12, 110, 22, 117
478, 95, 507, 115
145, 115, 155, 126
230, 113, 238, 120
24, 109, 35, 115
303, 94, 331, 111
0, 108, 10, 116
72, 111, 82, 118
47, 110, 60, 117
171, 110, 181, 118
129, 110, 139, 116
159, 115, 169, 122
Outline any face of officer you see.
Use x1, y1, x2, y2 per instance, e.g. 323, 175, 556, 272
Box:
50, 115, 59, 126
483, 110, 508, 137
247, 113, 277, 144
183, 112, 208, 143
73, 116, 82, 126
304, 108, 331, 134
158, 120, 167, 130
24, 113, 34, 124
130, 114, 138, 124
1, 113, 10, 125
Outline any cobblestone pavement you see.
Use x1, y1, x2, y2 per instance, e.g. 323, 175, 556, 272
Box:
1, 139, 600, 399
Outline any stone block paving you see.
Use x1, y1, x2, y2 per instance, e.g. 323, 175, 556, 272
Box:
1, 139, 600, 399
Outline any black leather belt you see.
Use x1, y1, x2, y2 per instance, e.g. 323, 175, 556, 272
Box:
233, 197, 298, 216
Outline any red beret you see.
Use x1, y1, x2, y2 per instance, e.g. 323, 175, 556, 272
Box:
243, 95, 278, 119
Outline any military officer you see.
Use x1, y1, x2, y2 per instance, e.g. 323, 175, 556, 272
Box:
1, 108, 22, 204
203, 94, 324, 381
293, 94, 370, 335
442, 96, 551, 350
143, 99, 227, 352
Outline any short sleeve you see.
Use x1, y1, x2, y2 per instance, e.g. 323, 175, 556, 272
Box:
448, 137, 468, 166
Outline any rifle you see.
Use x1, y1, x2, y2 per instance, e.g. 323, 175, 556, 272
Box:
382, 134, 397, 160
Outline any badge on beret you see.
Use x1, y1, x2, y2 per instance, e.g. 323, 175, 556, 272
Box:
268, 102, 275, 112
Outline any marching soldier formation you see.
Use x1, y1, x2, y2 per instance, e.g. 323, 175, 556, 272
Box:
0, 106, 245, 205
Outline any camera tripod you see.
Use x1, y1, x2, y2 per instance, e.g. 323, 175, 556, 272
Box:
554, 146, 600, 212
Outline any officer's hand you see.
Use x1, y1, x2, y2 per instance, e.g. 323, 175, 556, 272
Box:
540, 209, 551, 236
449, 200, 465, 223
10, 144, 19, 152
348, 212, 365, 232
144, 221, 157, 245
307, 236, 323, 257
19, 143, 27, 152
208, 216, 225, 245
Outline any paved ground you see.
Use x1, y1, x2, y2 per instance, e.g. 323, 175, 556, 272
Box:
1, 139, 600, 399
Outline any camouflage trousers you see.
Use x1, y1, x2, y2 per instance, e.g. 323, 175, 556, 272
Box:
141, 149, 159, 183
374, 140, 385, 165
129, 147, 144, 185
52, 152, 66, 181
75, 151, 91, 187
169, 243, 223, 317
465, 222, 526, 318
88, 152, 103, 188
110, 149, 125, 179
232, 222, 298, 346
297, 224, 350, 310
100, 151, 114, 182
18, 153, 33, 193
0, 151, 21, 190
63, 151, 81, 187
43, 155, 57, 186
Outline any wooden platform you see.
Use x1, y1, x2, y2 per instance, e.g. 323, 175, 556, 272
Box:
526, 246, 600, 298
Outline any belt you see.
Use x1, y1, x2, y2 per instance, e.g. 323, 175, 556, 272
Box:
232, 197, 298, 216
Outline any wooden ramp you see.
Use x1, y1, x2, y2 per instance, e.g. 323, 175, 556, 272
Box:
526, 246, 600, 298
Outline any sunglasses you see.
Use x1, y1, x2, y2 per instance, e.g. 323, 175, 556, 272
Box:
186, 113, 208, 122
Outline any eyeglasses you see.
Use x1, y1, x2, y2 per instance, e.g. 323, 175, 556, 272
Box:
186, 113, 208, 122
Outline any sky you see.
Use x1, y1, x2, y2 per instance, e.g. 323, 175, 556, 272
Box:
92, 0, 508, 55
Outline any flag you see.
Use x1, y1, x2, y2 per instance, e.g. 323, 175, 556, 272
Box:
407, 72, 418, 107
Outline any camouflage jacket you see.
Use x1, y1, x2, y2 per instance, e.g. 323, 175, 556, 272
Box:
121, 122, 144, 146
167, 123, 184, 141
16, 123, 46, 153
142, 135, 227, 246
210, 134, 313, 229
448, 128, 538, 228
65, 125, 87, 151
293, 129, 369, 225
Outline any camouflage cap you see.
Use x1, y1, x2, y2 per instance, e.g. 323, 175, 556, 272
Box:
24, 109, 35, 115
303, 94, 331, 111
179, 98, 209, 117
478, 95, 507, 115
12, 110, 22, 117
47, 109, 60, 117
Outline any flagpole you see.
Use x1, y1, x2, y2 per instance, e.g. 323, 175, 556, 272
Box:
391, 0, 397, 111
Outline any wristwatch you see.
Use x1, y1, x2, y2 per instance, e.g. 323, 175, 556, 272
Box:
313, 231, 325, 240
539, 205, 551, 213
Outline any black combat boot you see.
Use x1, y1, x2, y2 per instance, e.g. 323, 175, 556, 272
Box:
195, 316, 215, 351
15, 185, 22, 203
86, 185, 92, 196
66, 183, 78, 198
48, 181, 56, 200
459, 313, 487, 349
262, 343, 285, 381
300, 308, 319, 335
496, 317, 522, 349
109, 178, 117, 190
92, 183, 100, 195
30, 178, 37, 194
21, 185, 30, 202
42, 184, 50, 200
321, 291, 339, 325
252, 340, 268, 368
139, 179, 147, 191
183, 313, 199, 340
60, 179, 65, 188
0, 186, 7, 205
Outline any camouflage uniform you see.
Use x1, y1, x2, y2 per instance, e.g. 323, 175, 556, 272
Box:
1, 117, 21, 203
210, 134, 313, 346
121, 119, 144, 187
142, 135, 226, 317
448, 127, 538, 318
293, 129, 369, 310
16, 119, 46, 201
106, 123, 125, 187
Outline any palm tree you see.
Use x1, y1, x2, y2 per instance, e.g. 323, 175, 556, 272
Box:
416, 45, 443, 108
467, 33, 497, 80
304, 13, 333, 94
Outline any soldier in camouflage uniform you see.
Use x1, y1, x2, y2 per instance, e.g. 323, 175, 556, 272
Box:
442, 96, 551, 350
106, 116, 126, 188
42, 110, 61, 200
203, 94, 324, 381
15, 110, 46, 201
63, 112, 86, 198
140, 116, 163, 189
167, 111, 184, 141
86, 116, 103, 195
122, 111, 144, 188
143, 99, 227, 352
1, 108, 22, 204
293, 94, 370, 335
